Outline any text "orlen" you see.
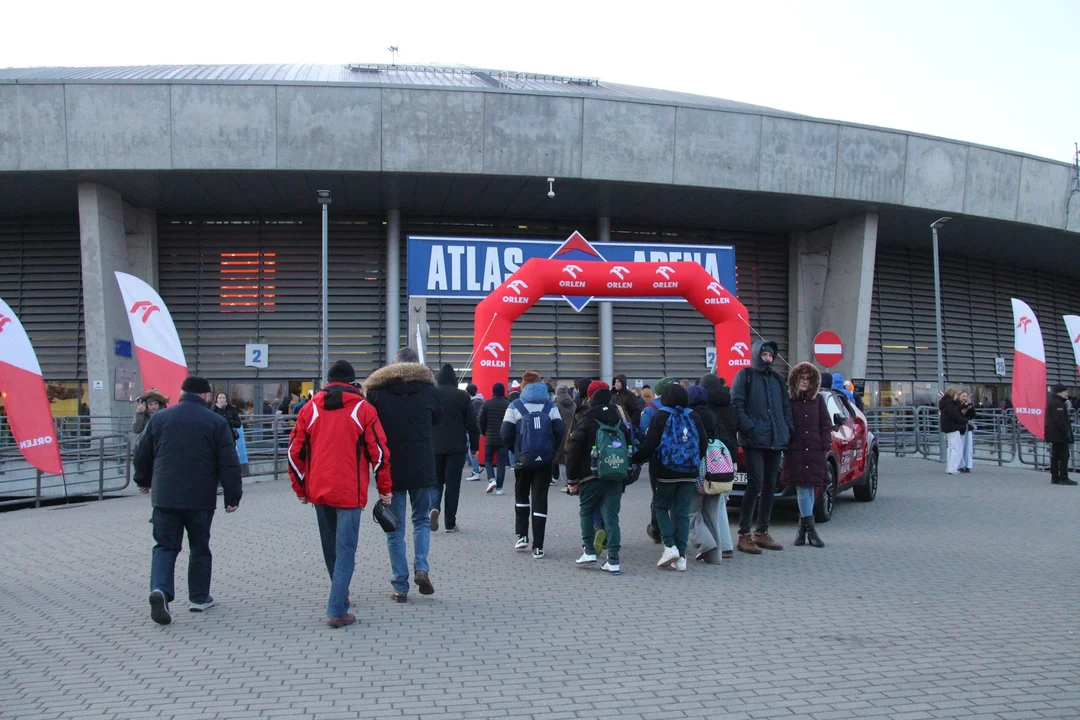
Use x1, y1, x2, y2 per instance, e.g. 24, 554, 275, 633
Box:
1015, 407, 1043, 416
19, 435, 54, 449
728, 359, 752, 367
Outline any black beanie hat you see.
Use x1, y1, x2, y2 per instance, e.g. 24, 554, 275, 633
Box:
1052, 383, 1068, 394
181, 376, 212, 394
466, 384, 478, 396
328, 360, 356, 384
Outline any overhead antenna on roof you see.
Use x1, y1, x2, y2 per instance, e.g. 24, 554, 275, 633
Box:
388, 46, 399, 66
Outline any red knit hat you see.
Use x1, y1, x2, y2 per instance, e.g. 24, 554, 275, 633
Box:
586, 380, 609, 398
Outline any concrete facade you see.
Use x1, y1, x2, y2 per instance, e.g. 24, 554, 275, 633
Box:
78, 183, 153, 419
0, 79, 1076, 234
789, 214, 879, 379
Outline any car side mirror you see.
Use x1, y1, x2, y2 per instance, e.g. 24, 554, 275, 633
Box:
833, 413, 845, 427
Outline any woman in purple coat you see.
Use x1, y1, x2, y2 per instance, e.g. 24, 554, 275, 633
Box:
781, 362, 833, 548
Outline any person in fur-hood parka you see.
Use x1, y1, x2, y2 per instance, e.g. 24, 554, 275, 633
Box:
363, 360, 442, 492
781, 361, 832, 548
788, 362, 822, 401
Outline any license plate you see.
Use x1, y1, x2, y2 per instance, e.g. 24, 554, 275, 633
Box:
734, 472, 747, 485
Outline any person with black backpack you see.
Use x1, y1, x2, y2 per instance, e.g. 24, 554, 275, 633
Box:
501, 370, 566, 559
566, 381, 632, 575
631, 383, 708, 571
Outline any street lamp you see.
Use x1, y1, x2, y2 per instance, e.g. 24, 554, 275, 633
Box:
930, 216, 951, 463
317, 190, 332, 387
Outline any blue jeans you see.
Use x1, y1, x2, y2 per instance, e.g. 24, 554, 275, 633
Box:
485, 444, 509, 489
150, 508, 214, 603
466, 436, 481, 475
961, 431, 974, 469
796, 486, 815, 517
314, 505, 361, 618
386, 487, 434, 595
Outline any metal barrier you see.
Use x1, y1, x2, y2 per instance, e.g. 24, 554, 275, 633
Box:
863, 407, 919, 456
0, 433, 131, 508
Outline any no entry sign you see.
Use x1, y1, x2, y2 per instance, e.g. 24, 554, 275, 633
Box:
814, 330, 843, 368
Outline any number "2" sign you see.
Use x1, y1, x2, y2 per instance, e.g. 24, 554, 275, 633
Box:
245, 343, 269, 369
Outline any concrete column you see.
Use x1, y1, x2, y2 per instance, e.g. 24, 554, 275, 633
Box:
386, 208, 401, 364
597, 217, 614, 383
788, 213, 878, 379
79, 183, 155, 419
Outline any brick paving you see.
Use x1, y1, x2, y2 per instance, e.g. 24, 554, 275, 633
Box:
2, 456, 1079, 720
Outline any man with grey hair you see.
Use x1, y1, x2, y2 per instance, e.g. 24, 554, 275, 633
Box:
363, 348, 442, 601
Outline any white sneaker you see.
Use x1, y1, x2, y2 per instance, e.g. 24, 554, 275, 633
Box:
601, 561, 621, 575
466, 473, 482, 481
674, 558, 687, 572
149, 589, 171, 625
532, 548, 545, 559
486, 481, 497, 494
575, 550, 597, 566
189, 596, 216, 612
515, 535, 529, 551
657, 545, 680, 569
495, 488, 504, 495
429, 508, 440, 532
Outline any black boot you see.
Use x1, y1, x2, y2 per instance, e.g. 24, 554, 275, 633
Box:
805, 517, 825, 548
794, 517, 807, 546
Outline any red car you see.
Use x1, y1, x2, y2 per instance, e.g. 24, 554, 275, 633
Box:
728, 388, 879, 522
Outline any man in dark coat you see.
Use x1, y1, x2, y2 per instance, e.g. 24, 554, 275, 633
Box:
611, 374, 641, 426
133, 375, 241, 625
363, 347, 442, 601
1045, 384, 1076, 485
431, 364, 480, 532
731, 339, 793, 554
478, 383, 511, 493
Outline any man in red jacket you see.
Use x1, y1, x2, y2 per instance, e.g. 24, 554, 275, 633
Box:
288, 360, 393, 628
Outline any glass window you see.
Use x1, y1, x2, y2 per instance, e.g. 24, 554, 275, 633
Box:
230, 383, 255, 419
825, 392, 849, 423
46, 381, 83, 417
261, 382, 288, 415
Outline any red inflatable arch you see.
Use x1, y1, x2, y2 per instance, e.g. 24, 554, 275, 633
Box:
471, 255, 752, 399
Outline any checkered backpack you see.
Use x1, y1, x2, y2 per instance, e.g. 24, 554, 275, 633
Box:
696, 439, 735, 495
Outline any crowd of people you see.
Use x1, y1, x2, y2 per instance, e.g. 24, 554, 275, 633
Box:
130, 338, 1075, 628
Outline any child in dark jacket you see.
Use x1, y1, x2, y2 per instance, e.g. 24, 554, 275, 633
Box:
566, 382, 626, 574
631, 383, 708, 571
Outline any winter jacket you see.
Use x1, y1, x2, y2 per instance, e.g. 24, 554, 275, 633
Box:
939, 396, 968, 435
470, 393, 484, 418
639, 398, 664, 434
363, 362, 442, 491
133, 394, 242, 510
631, 384, 708, 481
432, 365, 480, 455
732, 339, 794, 450
566, 389, 625, 483
478, 391, 511, 448
612, 374, 641, 426
1045, 394, 1075, 444
553, 387, 576, 464
287, 383, 392, 508
833, 373, 856, 404
500, 382, 566, 455
780, 363, 833, 488
211, 402, 242, 430
699, 373, 738, 457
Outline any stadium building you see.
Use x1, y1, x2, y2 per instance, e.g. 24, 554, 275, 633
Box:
1, 63, 1078, 419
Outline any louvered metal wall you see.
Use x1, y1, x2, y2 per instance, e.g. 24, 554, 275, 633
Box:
0, 217, 86, 379
611, 228, 789, 380
868, 246, 1080, 384
158, 217, 389, 381
404, 219, 600, 381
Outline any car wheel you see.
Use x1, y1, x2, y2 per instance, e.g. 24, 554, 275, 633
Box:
814, 463, 837, 523
854, 451, 878, 502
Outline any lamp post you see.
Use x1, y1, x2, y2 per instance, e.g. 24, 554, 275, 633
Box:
930, 216, 952, 463
317, 190, 331, 387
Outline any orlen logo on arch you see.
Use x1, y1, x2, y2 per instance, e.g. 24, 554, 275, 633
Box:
480, 341, 507, 368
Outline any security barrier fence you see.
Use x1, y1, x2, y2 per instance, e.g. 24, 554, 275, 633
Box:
0, 415, 296, 508
2, 408, 1076, 508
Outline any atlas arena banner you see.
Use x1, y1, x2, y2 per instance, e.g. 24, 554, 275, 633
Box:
407, 234, 737, 310
115, 272, 188, 404
1064, 315, 1080, 379
0, 297, 63, 474
1011, 298, 1046, 440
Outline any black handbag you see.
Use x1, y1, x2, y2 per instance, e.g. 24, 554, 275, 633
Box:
372, 501, 398, 533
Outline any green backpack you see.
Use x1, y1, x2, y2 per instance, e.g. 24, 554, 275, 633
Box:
594, 419, 631, 481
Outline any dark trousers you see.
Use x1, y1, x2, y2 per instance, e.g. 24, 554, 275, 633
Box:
150, 507, 214, 603
653, 481, 696, 555
485, 443, 509, 489
1050, 442, 1071, 482
434, 452, 467, 529
514, 466, 551, 549
739, 448, 783, 535
579, 480, 622, 561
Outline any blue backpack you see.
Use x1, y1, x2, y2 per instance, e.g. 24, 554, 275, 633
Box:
657, 406, 701, 474
513, 399, 556, 469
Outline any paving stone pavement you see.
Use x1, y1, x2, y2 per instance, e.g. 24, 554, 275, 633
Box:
2, 456, 1079, 720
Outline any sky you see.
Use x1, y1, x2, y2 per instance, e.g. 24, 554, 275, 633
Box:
3, 0, 1077, 164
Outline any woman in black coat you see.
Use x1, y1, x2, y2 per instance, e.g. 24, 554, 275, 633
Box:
210, 392, 242, 442
780, 362, 832, 548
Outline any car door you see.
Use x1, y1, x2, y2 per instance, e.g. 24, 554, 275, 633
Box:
824, 391, 857, 484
